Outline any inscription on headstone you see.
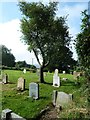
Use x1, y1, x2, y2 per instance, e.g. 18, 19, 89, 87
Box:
53, 69, 60, 87
17, 77, 25, 91
29, 82, 39, 99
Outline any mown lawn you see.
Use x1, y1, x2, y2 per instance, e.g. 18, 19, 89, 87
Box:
1, 70, 87, 119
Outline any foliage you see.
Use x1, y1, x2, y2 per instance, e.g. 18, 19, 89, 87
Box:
76, 8, 90, 117
18, 1, 72, 82
15, 60, 36, 69
1, 45, 15, 67
76, 10, 90, 68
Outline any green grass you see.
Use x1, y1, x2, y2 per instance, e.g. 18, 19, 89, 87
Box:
1, 70, 87, 119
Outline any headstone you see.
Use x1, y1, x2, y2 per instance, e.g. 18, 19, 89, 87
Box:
2, 109, 12, 119
2, 74, 8, 84
53, 69, 60, 87
2, 109, 26, 120
73, 71, 82, 79
36, 69, 40, 76
56, 92, 73, 108
29, 82, 39, 99
63, 71, 66, 74
17, 77, 25, 91
23, 69, 26, 74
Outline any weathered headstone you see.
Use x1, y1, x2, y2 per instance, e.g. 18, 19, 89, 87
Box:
53, 69, 60, 87
36, 69, 40, 76
17, 77, 25, 91
2, 109, 26, 120
23, 69, 26, 74
2, 74, 8, 84
56, 92, 73, 108
29, 82, 39, 99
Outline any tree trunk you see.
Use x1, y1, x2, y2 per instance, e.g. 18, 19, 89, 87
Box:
40, 66, 44, 83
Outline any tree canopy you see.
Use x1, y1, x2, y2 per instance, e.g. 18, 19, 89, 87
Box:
1, 45, 15, 67
76, 10, 90, 69
19, 2, 72, 82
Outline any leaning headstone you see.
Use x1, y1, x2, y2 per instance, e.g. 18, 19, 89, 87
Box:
53, 69, 60, 87
29, 82, 39, 99
2, 109, 26, 120
2, 74, 8, 84
2, 109, 12, 119
56, 92, 73, 108
23, 69, 26, 74
17, 77, 25, 91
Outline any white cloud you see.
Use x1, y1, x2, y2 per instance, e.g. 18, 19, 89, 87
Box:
0, 19, 39, 65
56, 3, 87, 60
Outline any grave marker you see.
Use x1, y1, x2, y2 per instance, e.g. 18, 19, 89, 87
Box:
56, 92, 73, 108
23, 69, 26, 74
29, 82, 39, 99
63, 71, 66, 74
53, 69, 60, 87
17, 77, 25, 91
2, 74, 8, 84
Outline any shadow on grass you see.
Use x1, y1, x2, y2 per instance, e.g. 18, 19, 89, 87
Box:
61, 81, 75, 86
44, 81, 53, 85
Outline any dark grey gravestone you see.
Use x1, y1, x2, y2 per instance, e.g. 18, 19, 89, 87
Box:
29, 82, 39, 99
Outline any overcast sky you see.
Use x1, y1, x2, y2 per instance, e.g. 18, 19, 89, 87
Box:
0, 0, 89, 66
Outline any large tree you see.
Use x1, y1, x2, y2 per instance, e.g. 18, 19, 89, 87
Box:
1, 45, 15, 67
19, 2, 71, 83
76, 10, 90, 68
76, 9, 90, 116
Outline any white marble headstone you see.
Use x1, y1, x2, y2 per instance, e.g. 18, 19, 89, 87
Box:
53, 69, 60, 87
29, 82, 39, 99
63, 71, 66, 74
23, 69, 26, 74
